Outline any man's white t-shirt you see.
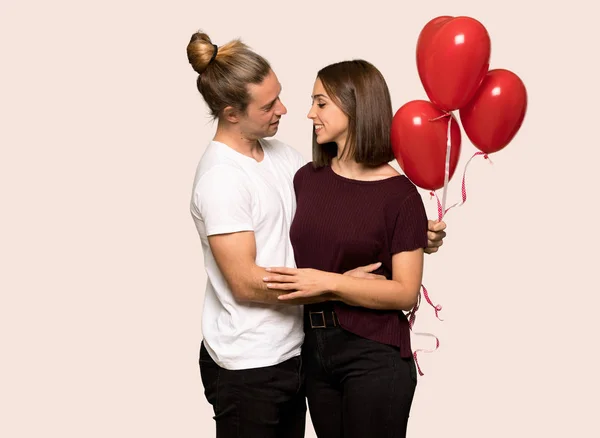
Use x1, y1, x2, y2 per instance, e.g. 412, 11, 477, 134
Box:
190, 138, 307, 370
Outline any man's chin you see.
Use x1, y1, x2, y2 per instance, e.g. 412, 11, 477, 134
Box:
264, 125, 279, 138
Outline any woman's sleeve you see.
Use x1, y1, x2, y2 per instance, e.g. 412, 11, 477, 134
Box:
390, 191, 428, 254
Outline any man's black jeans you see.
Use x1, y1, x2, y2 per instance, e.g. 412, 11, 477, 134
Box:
199, 341, 306, 438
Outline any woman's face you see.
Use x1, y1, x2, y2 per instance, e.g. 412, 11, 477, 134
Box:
307, 78, 349, 147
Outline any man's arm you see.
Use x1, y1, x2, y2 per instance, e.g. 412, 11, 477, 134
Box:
208, 231, 333, 305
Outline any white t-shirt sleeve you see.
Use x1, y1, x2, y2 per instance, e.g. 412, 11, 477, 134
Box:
291, 147, 309, 172
193, 165, 254, 236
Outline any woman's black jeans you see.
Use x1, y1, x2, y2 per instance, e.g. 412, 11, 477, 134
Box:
302, 311, 418, 438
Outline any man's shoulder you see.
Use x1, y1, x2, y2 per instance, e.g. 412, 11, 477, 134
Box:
262, 138, 305, 161
196, 142, 244, 177
261, 137, 292, 150
193, 164, 247, 199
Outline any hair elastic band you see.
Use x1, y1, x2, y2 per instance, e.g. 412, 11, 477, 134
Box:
208, 44, 218, 65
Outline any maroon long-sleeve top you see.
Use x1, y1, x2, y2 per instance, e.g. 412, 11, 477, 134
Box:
290, 163, 428, 358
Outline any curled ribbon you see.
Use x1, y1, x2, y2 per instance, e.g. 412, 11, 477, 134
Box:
410, 112, 453, 375
429, 151, 493, 220
407, 285, 442, 376
412, 332, 441, 376
413, 114, 494, 376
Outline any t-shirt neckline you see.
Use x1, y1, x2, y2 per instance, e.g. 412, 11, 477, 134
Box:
327, 164, 404, 185
212, 139, 270, 165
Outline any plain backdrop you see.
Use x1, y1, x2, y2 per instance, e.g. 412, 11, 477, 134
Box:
1, 0, 598, 436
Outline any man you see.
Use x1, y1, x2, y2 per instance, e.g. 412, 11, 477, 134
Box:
186, 31, 446, 438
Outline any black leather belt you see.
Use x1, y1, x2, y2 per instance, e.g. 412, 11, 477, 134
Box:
305, 310, 339, 329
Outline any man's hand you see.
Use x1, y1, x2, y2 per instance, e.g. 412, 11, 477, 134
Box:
425, 220, 447, 254
343, 262, 386, 280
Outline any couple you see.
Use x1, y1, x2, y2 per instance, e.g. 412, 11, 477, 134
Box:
187, 30, 447, 438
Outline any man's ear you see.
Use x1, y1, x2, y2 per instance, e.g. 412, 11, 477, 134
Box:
222, 106, 240, 124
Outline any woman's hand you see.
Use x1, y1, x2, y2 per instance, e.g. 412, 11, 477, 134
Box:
263, 267, 337, 301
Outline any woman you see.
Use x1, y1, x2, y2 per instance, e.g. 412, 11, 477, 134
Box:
263, 60, 427, 438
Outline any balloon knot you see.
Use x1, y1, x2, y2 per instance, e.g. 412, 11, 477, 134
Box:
428, 112, 452, 122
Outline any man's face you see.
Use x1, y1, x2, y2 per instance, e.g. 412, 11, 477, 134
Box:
238, 70, 287, 140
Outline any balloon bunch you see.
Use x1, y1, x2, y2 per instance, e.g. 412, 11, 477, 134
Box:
393, 16, 528, 375
391, 16, 528, 219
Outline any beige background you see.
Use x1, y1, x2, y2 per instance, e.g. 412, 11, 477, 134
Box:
1, 0, 598, 436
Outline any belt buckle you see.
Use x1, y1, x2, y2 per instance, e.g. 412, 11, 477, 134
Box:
309, 311, 326, 328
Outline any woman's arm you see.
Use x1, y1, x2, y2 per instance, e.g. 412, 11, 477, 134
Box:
263, 249, 423, 312
268, 262, 386, 306
330, 249, 423, 311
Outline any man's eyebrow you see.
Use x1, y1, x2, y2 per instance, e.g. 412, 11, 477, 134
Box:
262, 85, 283, 109
261, 97, 278, 109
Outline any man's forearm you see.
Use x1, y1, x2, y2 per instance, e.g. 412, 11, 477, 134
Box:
235, 269, 334, 306
233, 266, 300, 304
275, 293, 336, 306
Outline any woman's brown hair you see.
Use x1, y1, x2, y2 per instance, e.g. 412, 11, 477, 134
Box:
312, 60, 395, 167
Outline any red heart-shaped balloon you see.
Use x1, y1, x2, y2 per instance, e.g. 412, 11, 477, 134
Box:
391, 100, 462, 191
459, 69, 528, 154
417, 16, 491, 111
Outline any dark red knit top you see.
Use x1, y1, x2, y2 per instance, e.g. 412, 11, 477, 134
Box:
290, 163, 428, 358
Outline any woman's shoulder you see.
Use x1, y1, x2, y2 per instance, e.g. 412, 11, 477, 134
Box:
295, 161, 328, 177
379, 169, 422, 204
376, 165, 415, 190
294, 161, 323, 188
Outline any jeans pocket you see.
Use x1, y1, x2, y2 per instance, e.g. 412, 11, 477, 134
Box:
404, 356, 418, 385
